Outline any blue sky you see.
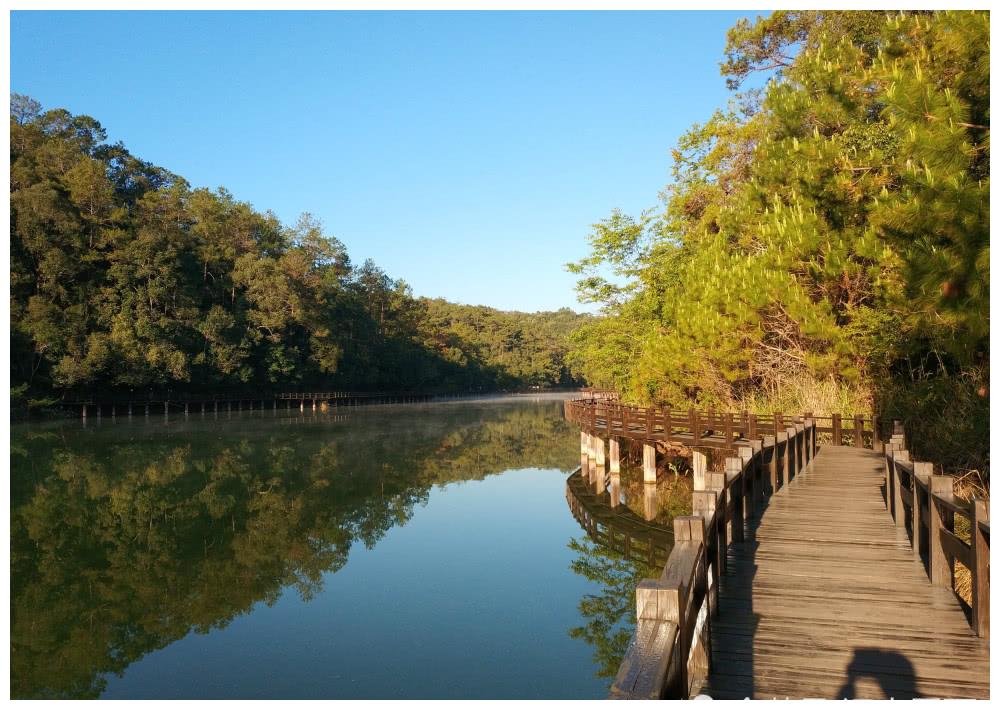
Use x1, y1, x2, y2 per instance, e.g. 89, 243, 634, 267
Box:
11, 10, 760, 312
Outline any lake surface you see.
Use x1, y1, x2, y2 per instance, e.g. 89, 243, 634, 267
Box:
11, 394, 669, 699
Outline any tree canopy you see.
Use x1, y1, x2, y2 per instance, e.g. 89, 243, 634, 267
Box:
566, 10, 988, 475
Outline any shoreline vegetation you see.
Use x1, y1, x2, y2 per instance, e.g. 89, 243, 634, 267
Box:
563, 11, 988, 500
10, 95, 592, 419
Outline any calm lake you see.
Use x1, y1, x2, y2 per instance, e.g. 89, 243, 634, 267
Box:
11, 394, 675, 699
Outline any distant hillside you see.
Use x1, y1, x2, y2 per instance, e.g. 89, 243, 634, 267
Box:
9, 95, 593, 409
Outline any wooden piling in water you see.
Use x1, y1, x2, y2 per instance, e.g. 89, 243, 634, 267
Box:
642, 443, 657, 483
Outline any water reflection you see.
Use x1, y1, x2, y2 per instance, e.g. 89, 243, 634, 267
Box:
11, 399, 577, 699
564, 460, 692, 681
567, 538, 657, 679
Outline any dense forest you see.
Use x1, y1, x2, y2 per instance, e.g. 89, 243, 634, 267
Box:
567, 11, 988, 483
10, 97, 591, 411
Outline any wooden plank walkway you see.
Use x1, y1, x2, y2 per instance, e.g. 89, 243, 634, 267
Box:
696, 445, 990, 699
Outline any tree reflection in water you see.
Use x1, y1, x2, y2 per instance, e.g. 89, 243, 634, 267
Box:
567, 538, 657, 679
10, 399, 576, 699
566, 462, 691, 684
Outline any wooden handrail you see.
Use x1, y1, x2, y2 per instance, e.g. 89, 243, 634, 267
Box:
565, 398, 877, 450
883, 430, 989, 640
609, 420, 818, 698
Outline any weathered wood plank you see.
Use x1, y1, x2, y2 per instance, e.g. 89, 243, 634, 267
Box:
696, 445, 989, 700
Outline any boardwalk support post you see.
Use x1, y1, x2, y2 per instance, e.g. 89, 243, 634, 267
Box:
610, 438, 621, 474
692, 451, 707, 491
594, 436, 606, 467
643, 443, 657, 483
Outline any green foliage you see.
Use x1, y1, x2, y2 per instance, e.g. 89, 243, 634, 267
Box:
566, 10, 990, 459
10, 97, 591, 405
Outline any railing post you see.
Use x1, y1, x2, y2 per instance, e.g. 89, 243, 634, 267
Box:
748, 413, 757, 440
764, 435, 777, 495
646, 407, 653, 437
737, 445, 754, 516
726, 457, 744, 543
871, 411, 881, 450
775, 431, 787, 491
707, 472, 728, 575
832, 413, 842, 446
885, 437, 903, 515
747, 442, 764, 511
971, 498, 990, 639
663, 408, 672, 442
893, 450, 910, 528
690, 409, 700, 446
692, 488, 720, 617
794, 422, 805, 472
929, 474, 954, 587
724, 413, 733, 448
677, 516, 709, 694
853, 415, 864, 448
912, 462, 932, 560
785, 426, 797, 482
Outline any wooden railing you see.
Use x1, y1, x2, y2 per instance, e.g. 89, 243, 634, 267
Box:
609, 420, 817, 698
883, 424, 990, 639
275, 391, 433, 401
565, 398, 879, 449
580, 387, 620, 400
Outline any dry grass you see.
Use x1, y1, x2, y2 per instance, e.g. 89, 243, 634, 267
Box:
733, 373, 873, 418
951, 477, 986, 608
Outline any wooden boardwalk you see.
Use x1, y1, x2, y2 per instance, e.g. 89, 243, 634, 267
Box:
696, 445, 990, 699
